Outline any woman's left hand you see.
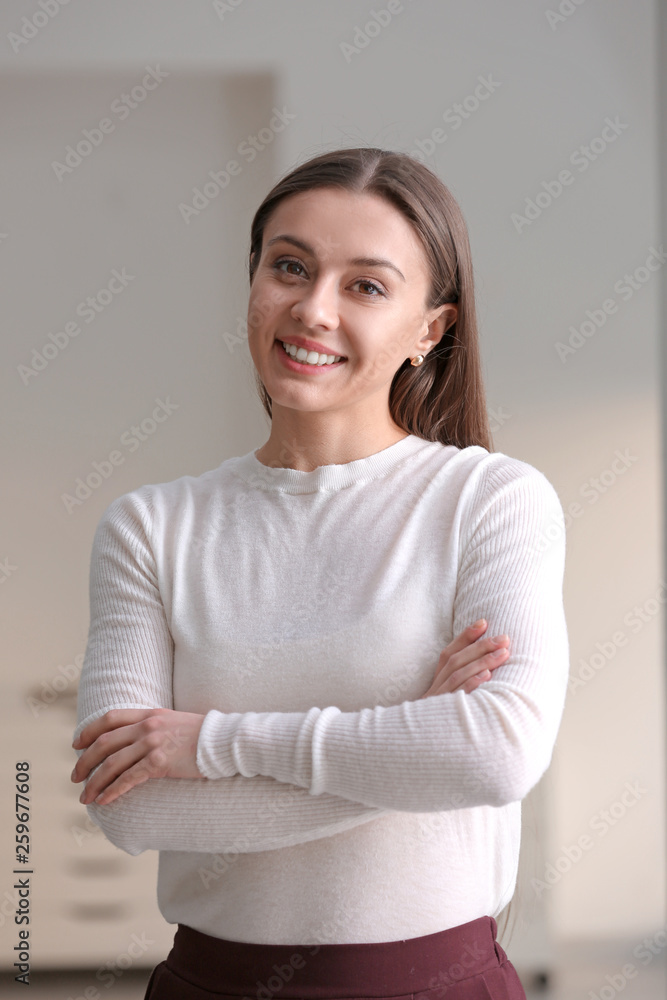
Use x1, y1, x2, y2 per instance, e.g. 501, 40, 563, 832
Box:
71, 708, 207, 805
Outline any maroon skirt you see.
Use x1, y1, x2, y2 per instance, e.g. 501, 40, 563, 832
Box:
142, 915, 526, 999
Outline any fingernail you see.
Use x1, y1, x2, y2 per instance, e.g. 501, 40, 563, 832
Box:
472, 619, 486, 628
71, 769, 77, 781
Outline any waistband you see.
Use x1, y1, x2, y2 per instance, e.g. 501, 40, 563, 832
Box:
165, 916, 508, 997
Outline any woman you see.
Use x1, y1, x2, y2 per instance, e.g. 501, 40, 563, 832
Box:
71, 147, 569, 999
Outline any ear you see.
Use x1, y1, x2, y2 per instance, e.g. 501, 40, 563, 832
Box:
414, 303, 458, 355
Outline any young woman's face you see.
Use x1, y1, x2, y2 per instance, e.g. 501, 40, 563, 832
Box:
247, 187, 450, 419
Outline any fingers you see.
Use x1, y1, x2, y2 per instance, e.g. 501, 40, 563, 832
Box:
461, 668, 493, 694
442, 619, 488, 659
73, 708, 160, 749
72, 718, 160, 788
75, 740, 141, 803
72, 710, 204, 802
72, 709, 167, 782
72, 725, 137, 784
436, 620, 505, 672
460, 671, 489, 695
438, 632, 510, 680
77, 740, 166, 805
445, 646, 509, 694
81, 752, 154, 806
427, 640, 510, 697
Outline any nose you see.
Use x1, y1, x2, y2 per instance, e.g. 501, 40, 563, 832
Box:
290, 277, 339, 330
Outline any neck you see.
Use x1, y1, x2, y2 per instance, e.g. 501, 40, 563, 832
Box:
254, 406, 410, 472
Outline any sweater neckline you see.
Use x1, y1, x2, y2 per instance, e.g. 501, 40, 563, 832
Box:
232, 433, 432, 494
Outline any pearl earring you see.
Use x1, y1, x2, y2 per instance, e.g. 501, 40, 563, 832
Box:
410, 354, 425, 366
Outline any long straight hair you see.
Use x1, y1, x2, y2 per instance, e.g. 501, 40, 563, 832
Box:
247, 147, 492, 452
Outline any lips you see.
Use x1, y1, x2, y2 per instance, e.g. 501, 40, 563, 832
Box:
277, 341, 346, 371
275, 336, 347, 359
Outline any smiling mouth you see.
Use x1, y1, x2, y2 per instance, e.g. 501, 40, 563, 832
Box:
280, 341, 346, 366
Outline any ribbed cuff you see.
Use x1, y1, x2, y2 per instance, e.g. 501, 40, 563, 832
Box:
196, 709, 245, 779
232, 705, 342, 794
196, 705, 344, 792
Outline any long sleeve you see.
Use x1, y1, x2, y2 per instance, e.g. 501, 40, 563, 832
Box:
197, 463, 569, 811
73, 494, 390, 856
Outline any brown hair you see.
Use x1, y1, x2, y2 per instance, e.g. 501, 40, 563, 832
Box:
247, 147, 492, 452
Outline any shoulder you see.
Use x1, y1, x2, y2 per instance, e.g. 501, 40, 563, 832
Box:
446, 448, 566, 562
412, 439, 562, 512
92, 455, 245, 544
466, 448, 562, 512
416, 442, 564, 541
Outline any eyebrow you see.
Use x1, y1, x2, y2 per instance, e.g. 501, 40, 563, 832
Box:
265, 234, 406, 282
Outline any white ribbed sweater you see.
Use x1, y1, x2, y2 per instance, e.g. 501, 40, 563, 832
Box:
74, 433, 569, 944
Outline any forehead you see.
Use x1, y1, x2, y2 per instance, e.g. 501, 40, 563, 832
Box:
263, 187, 429, 276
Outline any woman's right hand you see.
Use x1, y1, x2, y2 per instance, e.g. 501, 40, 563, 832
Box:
418, 620, 510, 698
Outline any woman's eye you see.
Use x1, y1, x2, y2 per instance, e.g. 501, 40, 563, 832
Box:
353, 279, 385, 297
274, 258, 305, 277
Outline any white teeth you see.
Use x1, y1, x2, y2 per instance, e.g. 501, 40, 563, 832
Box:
281, 341, 343, 366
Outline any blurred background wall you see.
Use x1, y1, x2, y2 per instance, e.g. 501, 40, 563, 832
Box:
0, 0, 664, 991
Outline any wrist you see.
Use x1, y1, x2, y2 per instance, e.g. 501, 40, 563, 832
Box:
196, 709, 245, 779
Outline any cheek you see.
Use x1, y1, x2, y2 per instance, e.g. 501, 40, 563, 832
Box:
247, 283, 289, 333
358, 324, 413, 372
350, 340, 408, 391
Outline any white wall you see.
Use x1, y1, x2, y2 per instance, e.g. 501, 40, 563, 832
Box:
0, 0, 662, 963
